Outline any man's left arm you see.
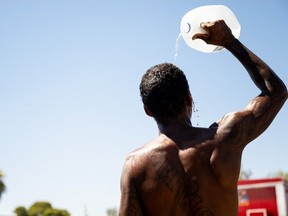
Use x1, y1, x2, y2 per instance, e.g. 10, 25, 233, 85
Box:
119, 156, 144, 216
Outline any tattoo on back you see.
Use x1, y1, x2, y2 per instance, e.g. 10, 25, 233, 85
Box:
150, 154, 215, 216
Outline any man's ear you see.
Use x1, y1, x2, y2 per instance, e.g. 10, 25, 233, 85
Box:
186, 92, 193, 107
144, 106, 153, 117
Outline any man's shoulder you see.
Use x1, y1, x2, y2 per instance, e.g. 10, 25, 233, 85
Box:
123, 139, 165, 177
126, 140, 159, 164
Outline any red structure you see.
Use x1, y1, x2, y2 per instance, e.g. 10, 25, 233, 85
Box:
238, 178, 288, 216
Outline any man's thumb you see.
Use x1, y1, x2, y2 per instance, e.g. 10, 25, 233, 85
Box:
192, 33, 208, 41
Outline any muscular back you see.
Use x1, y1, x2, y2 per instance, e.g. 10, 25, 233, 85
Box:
120, 124, 243, 216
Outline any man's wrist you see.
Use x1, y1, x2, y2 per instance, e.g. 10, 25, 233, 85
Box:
224, 38, 241, 51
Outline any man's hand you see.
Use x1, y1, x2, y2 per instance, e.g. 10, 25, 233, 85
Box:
192, 20, 235, 47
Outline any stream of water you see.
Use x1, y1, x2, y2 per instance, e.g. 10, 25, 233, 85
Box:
174, 32, 182, 64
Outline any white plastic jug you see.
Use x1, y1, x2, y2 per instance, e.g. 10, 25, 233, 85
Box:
180, 5, 241, 53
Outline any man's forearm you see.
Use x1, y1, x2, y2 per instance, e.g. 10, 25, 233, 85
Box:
225, 39, 287, 98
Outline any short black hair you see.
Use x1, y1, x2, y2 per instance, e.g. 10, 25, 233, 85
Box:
140, 63, 190, 119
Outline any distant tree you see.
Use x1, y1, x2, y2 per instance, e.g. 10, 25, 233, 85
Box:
28, 201, 52, 216
0, 170, 6, 199
43, 208, 70, 216
239, 169, 252, 180
16, 201, 70, 216
14, 206, 28, 216
106, 208, 117, 216
268, 171, 288, 180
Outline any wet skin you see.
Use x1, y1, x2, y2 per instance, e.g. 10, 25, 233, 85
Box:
119, 20, 288, 216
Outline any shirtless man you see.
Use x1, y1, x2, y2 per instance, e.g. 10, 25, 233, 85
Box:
119, 20, 287, 216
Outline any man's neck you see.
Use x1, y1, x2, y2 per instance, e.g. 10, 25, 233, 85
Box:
156, 116, 195, 140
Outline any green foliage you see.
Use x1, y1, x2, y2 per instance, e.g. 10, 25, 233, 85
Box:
0, 170, 6, 198
28, 201, 53, 216
15, 201, 70, 216
43, 208, 70, 216
106, 208, 117, 216
14, 206, 28, 216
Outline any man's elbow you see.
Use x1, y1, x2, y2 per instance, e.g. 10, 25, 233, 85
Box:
272, 81, 288, 103
280, 84, 288, 102
274, 86, 288, 111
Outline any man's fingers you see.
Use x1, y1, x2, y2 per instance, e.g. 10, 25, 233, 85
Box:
200, 22, 206, 28
200, 22, 208, 29
200, 21, 214, 29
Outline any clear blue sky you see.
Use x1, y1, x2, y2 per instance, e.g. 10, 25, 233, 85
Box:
1, 0, 287, 215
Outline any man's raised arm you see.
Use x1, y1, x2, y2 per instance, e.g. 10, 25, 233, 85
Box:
193, 20, 287, 146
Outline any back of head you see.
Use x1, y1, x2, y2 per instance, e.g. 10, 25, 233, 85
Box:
140, 63, 190, 120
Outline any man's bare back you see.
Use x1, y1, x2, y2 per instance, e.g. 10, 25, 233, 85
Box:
119, 20, 287, 216
121, 121, 244, 216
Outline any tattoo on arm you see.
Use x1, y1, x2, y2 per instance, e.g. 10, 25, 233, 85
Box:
120, 191, 144, 216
